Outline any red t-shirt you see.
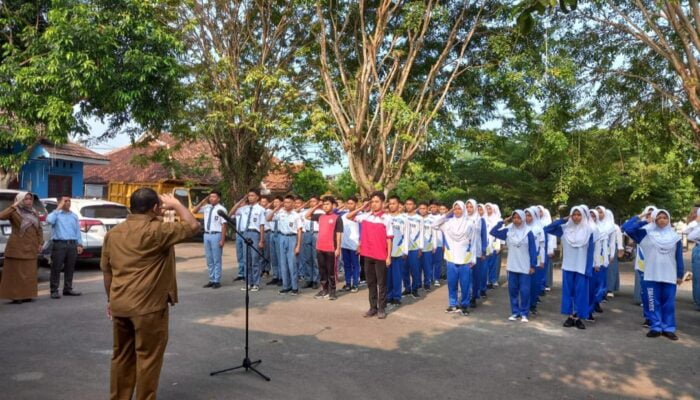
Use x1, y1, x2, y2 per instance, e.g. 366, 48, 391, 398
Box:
312, 213, 343, 252
355, 212, 393, 261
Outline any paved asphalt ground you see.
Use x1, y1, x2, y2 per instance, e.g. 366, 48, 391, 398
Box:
1, 242, 699, 400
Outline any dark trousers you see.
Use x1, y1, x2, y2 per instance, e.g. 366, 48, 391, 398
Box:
365, 257, 387, 312
317, 250, 337, 292
50, 241, 78, 293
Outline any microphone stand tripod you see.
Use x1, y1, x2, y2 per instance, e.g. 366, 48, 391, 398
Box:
210, 212, 271, 382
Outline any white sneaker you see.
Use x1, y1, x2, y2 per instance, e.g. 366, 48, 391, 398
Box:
434, 280, 441, 287
493, 282, 499, 287
521, 316, 529, 323
606, 292, 614, 299
240, 286, 249, 291
250, 285, 260, 292
508, 314, 519, 321
544, 287, 551, 292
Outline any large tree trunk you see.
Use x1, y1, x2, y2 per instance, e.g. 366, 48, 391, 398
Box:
0, 168, 16, 189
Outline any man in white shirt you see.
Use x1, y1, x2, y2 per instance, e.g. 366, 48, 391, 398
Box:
193, 191, 227, 289
229, 189, 267, 291
268, 195, 304, 295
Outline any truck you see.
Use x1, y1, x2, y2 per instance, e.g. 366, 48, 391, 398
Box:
107, 182, 211, 222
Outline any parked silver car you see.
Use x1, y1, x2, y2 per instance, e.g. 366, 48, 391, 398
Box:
0, 190, 52, 267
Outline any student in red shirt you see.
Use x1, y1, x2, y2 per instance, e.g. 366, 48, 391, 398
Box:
306, 196, 343, 300
347, 191, 393, 319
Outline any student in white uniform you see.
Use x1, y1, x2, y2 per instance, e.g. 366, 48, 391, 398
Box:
430, 200, 444, 287
387, 195, 408, 306
606, 215, 625, 298
229, 189, 267, 291
544, 206, 595, 330
683, 207, 700, 311
193, 191, 227, 289
484, 203, 502, 288
465, 199, 487, 308
268, 195, 304, 295
434, 201, 477, 316
404, 198, 423, 298
593, 206, 616, 309
633, 206, 657, 327
525, 206, 546, 315
622, 209, 684, 341
340, 196, 361, 292
537, 205, 556, 292
419, 202, 437, 293
490, 210, 538, 322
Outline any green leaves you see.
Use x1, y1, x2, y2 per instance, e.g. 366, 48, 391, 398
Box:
291, 166, 329, 199
1, 0, 186, 180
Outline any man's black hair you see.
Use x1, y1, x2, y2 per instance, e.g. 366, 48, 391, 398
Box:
130, 188, 160, 214
347, 195, 358, 202
370, 191, 385, 202
388, 195, 401, 203
322, 195, 335, 204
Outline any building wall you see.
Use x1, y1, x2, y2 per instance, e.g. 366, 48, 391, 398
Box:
19, 159, 84, 198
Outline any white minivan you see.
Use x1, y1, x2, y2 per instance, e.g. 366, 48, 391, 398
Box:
42, 198, 129, 260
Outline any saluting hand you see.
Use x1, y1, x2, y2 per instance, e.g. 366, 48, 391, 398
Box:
504, 216, 512, 224
159, 194, 181, 210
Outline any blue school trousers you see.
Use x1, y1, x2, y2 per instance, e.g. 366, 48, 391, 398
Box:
447, 262, 472, 308
561, 270, 589, 318
508, 271, 531, 317
646, 281, 677, 333
388, 257, 405, 302
421, 250, 433, 289
406, 250, 422, 291
341, 248, 360, 287
433, 246, 444, 282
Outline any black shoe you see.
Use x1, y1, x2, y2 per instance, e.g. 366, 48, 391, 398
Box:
328, 291, 337, 300
563, 317, 575, 328
290, 289, 299, 295
314, 290, 327, 299
342, 285, 352, 292
470, 299, 477, 308
276, 281, 283, 287
642, 319, 651, 328
411, 291, 420, 299
647, 330, 661, 338
595, 303, 603, 313
480, 291, 487, 298
212, 283, 221, 289
424, 287, 432, 292
402, 289, 411, 296
62, 290, 81, 296
529, 306, 538, 315
278, 288, 292, 295
662, 332, 679, 341
10, 300, 22, 304
460, 306, 470, 315
445, 306, 458, 313
486, 284, 494, 289
50, 292, 61, 299
233, 276, 245, 282
266, 279, 279, 286
312, 282, 319, 290
203, 282, 214, 288
303, 281, 314, 289
21, 299, 33, 303
584, 315, 596, 322
575, 319, 586, 330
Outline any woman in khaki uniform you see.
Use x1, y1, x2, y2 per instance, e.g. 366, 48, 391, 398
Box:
0, 192, 43, 303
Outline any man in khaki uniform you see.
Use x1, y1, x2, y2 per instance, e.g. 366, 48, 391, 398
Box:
101, 188, 200, 400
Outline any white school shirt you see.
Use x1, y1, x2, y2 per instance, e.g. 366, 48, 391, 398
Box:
638, 236, 679, 284
506, 231, 532, 274
608, 225, 624, 261
302, 209, 323, 233
263, 209, 274, 231
421, 214, 438, 252
235, 204, 266, 232
561, 237, 590, 275
341, 213, 360, 250
202, 204, 228, 233
273, 210, 303, 235
434, 213, 444, 248
390, 213, 408, 257
434, 215, 479, 265
684, 221, 700, 243
405, 213, 423, 252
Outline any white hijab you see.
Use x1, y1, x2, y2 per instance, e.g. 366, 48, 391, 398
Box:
644, 209, 681, 254
563, 206, 593, 248
595, 206, 616, 237
484, 202, 502, 230
526, 206, 544, 240
507, 210, 530, 246
537, 205, 552, 225
442, 201, 474, 243
465, 199, 479, 223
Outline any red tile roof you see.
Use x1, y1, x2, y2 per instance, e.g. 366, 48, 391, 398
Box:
84, 133, 298, 192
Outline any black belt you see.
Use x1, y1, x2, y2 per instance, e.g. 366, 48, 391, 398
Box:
204, 231, 221, 234
281, 233, 297, 236
53, 239, 77, 244
246, 229, 259, 233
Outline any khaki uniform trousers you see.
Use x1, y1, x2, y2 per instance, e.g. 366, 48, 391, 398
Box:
110, 308, 169, 400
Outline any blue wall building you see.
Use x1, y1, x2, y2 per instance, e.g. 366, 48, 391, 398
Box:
17, 141, 109, 198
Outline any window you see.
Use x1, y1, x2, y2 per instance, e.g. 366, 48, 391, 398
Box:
80, 205, 129, 219
174, 189, 189, 208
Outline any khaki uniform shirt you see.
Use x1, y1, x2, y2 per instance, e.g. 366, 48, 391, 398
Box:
101, 214, 197, 317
